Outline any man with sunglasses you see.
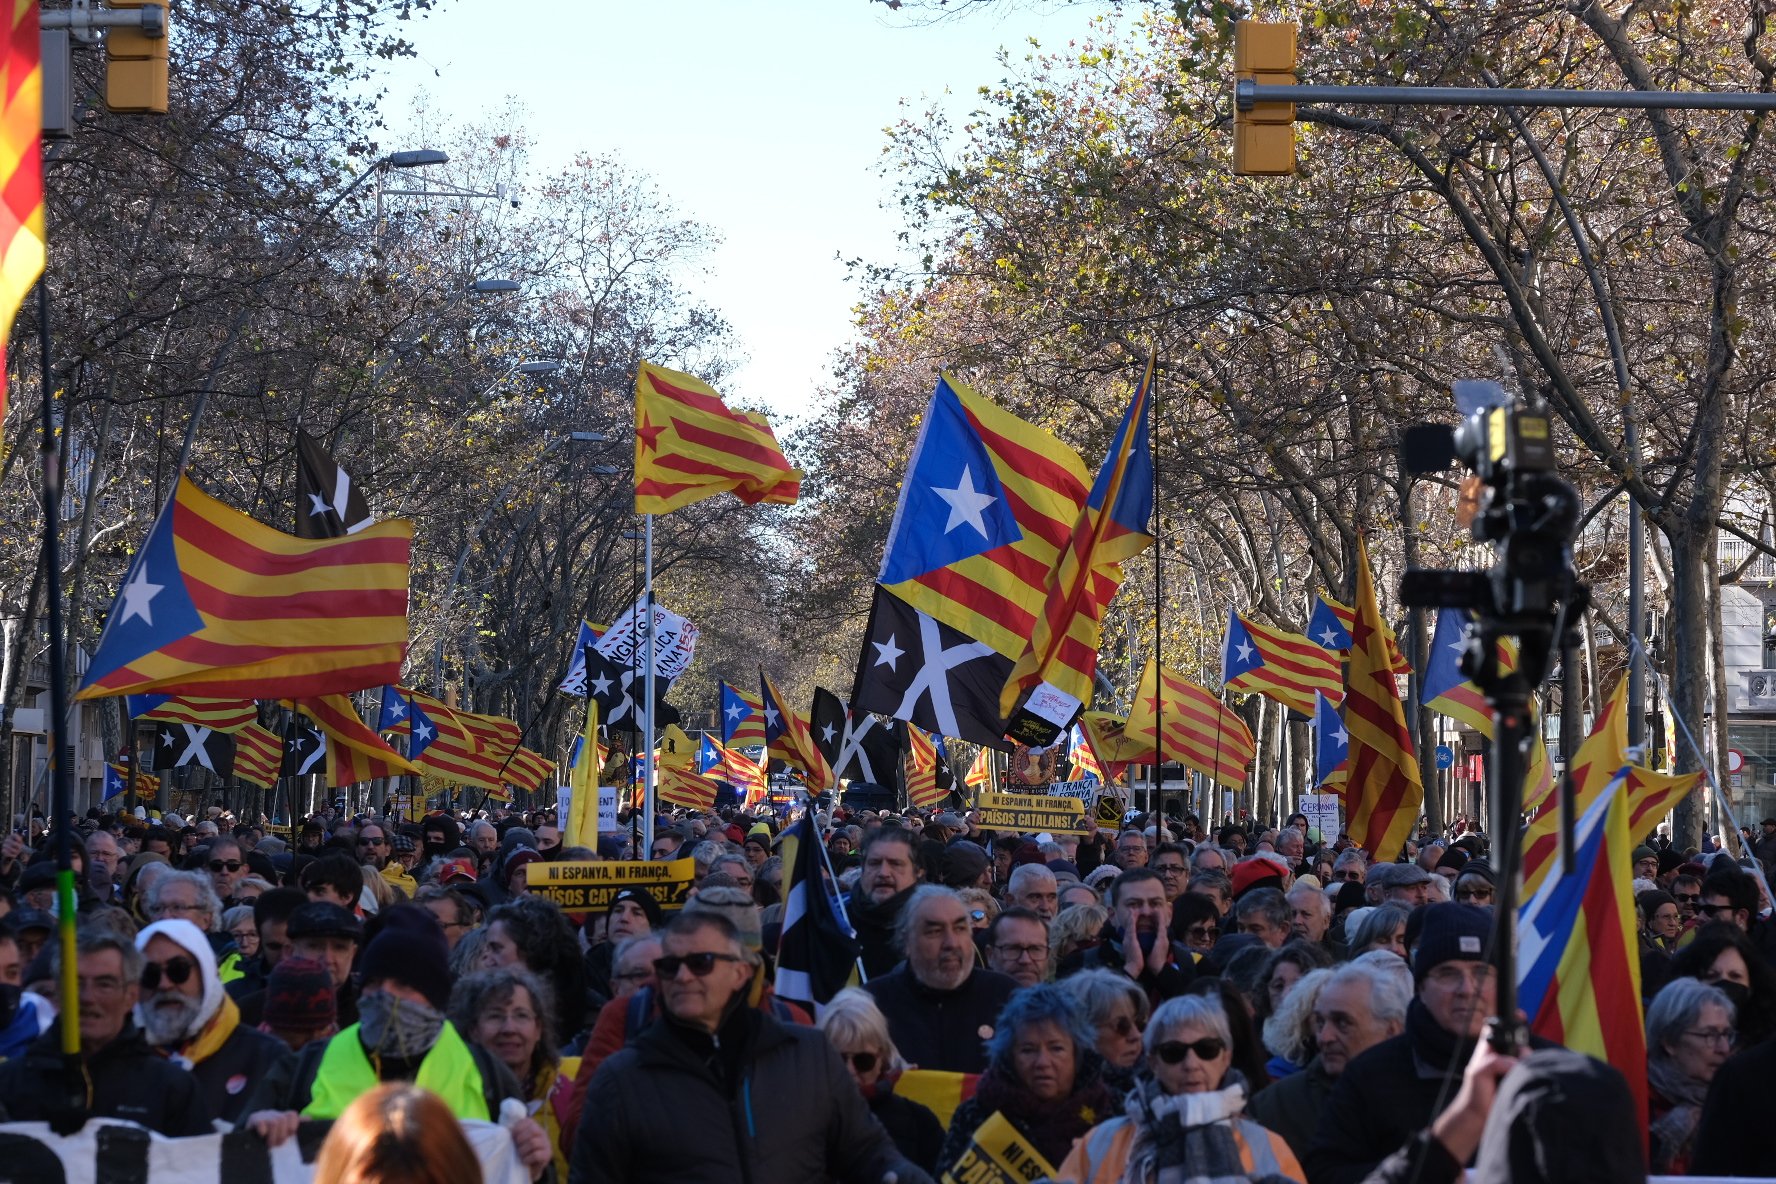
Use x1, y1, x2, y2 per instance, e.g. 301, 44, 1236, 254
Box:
573, 911, 932, 1184
133, 918, 292, 1123
207, 837, 250, 907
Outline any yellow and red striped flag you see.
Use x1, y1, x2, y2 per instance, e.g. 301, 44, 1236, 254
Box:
1221, 609, 1344, 717
1339, 537, 1423, 860
712, 740, 767, 805
963, 747, 994, 790
1309, 592, 1411, 675
719, 680, 767, 748
634, 361, 800, 514
657, 765, 718, 812
0, 0, 43, 432
760, 672, 833, 790
294, 694, 420, 790
1001, 361, 1154, 725
1124, 659, 1255, 790
128, 694, 258, 733
905, 726, 945, 809
232, 722, 284, 788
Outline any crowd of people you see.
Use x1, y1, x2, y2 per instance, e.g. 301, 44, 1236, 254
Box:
0, 796, 1771, 1182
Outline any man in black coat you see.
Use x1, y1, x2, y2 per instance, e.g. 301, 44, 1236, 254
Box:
1691, 1037, 1776, 1176
1056, 868, 1196, 1007
0, 930, 213, 1135
864, 885, 1017, 1075
846, 828, 926, 979
574, 911, 930, 1184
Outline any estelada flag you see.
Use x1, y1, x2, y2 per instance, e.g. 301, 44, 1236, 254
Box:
78, 476, 412, 701
0, 0, 43, 434
127, 694, 258, 733
633, 361, 801, 514
905, 725, 945, 809
292, 693, 420, 790
1339, 536, 1422, 861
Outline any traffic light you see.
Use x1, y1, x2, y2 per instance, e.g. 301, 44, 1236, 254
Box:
1233, 20, 1296, 176
105, 1, 168, 115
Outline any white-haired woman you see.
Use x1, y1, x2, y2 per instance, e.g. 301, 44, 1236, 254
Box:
817, 987, 944, 1174
1058, 993, 1303, 1183
1647, 977, 1737, 1174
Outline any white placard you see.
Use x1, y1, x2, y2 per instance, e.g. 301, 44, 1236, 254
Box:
597, 785, 619, 832
593, 595, 699, 682
1299, 792, 1341, 837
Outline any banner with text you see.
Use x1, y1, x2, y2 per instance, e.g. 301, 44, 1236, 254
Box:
1044, 780, 1099, 802
938, 1110, 1057, 1184
525, 859, 693, 914
977, 791, 1089, 836
593, 596, 699, 683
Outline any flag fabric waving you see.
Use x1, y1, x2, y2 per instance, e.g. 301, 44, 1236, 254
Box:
565, 699, 601, 850
1077, 711, 1144, 785
1001, 361, 1155, 743
633, 360, 801, 514
1068, 723, 1105, 785
1220, 610, 1344, 717
1313, 690, 1349, 787
149, 724, 236, 777
78, 477, 412, 701
964, 748, 994, 790
1421, 609, 1555, 816
905, 726, 947, 809
127, 695, 258, 733
1516, 774, 1648, 1127
810, 688, 901, 785
0, 0, 43, 432
233, 722, 285, 788
281, 716, 326, 777
295, 693, 421, 789
876, 374, 1091, 665
1123, 659, 1254, 790
719, 680, 766, 748
709, 739, 767, 805
294, 429, 374, 538
851, 584, 1012, 750
558, 620, 606, 697
775, 812, 862, 1008
581, 645, 680, 735
656, 765, 719, 812
1338, 538, 1423, 861
1307, 592, 1411, 674
760, 672, 833, 789
103, 763, 127, 802
1521, 679, 1635, 899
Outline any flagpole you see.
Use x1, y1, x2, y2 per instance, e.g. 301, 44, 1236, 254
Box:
1150, 354, 1162, 820
642, 513, 657, 856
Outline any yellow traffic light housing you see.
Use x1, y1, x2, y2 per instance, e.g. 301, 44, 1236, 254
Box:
105, 2, 168, 115
1233, 20, 1297, 176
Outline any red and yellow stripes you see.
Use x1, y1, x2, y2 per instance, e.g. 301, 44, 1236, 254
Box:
0, 0, 42, 432
761, 673, 833, 790
133, 696, 258, 733
1125, 659, 1254, 790
634, 361, 801, 514
233, 722, 284, 788
1318, 593, 1411, 675
294, 694, 420, 790
905, 727, 944, 809
1339, 537, 1423, 861
1227, 614, 1344, 717
886, 375, 1090, 662
657, 765, 717, 812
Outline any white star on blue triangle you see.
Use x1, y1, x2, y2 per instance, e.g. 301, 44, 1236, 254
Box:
1314, 691, 1349, 785
1306, 596, 1352, 651
1220, 609, 1267, 683
85, 498, 205, 686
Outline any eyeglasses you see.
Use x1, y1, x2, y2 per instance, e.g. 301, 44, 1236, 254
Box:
207, 860, 242, 873
969, 910, 987, 924
992, 943, 1048, 963
1426, 963, 1497, 989
612, 968, 653, 985
358, 837, 387, 847
483, 1008, 537, 1028
1698, 903, 1739, 919
1673, 893, 1701, 904
1334, 871, 1364, 883
1185, 924, 1219, 942
653, 951, 743, 978
1107, 1014, 1142, 1039
1455, 886, 1495, 902
1155, 1037, 1225, 1064
228, 928, 257, 942
153, 901, 208, 918
140, 957, 196, 991
1682, 1027, 1738, 1048
841, 1050, 880, 1074
1152, 864, 1186, 877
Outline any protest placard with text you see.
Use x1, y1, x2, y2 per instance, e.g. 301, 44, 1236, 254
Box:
525, 859, 692, 914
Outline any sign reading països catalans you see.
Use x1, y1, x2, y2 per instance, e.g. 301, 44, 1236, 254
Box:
975, 790, 1090, 836
525, 860, 693, 914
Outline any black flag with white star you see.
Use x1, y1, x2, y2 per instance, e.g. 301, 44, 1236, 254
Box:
281, 715, 327, 777
149, 724, 236, 777
850, 585, 1015, 751
295, 429, 374, 539
810, 687, 902, 785
584, 646, 681, 735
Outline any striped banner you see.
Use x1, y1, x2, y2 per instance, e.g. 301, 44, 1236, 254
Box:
634, 361, 801, 513
1124, 659, 1254, 790
0, 0, 43, 431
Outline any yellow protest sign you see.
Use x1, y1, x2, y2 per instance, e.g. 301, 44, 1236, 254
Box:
525, 860, 693, 914
976, 790, 1090, 836
939, 1110, 1057, 1184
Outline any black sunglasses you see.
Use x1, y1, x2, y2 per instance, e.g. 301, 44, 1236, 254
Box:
654, 952, 743, 978
358, 836, 387, 846
140, 957, 196, 991
207, 859, 242, 873
1155, 1037, 1226, 1064
841, 1050, 879, 1074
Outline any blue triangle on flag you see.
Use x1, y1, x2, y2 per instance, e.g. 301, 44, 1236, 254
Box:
87, 500, 205, 684
1421, 609, 1472, 705
1314, 691, 1349, 785
1306, 597, 1352, 651
1220, 610, 1266, 682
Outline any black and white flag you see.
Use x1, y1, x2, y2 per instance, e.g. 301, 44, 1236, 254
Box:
281, 715, 327, 777
850, 585, 1014, 751
809, 687, 902, 785
295, 429, 374, 539
584, 646, 680, 735
149, 724, 236, 777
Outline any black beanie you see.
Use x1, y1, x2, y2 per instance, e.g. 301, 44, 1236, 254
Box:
357, 908, 451, 1010
1413, 901, 1494, 981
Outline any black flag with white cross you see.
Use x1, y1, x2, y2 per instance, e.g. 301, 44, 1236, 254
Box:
584, 646, 681, 735
809, 687, 902, 785
149, 724, 236, 777
295, 429, 374, 539
849, 584, 1014, 751
281, 715, 327, 777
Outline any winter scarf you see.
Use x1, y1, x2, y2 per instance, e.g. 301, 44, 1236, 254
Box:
1405, 996, 1473, 1076
972, 1054, 1119, 1169
1119, 1071, 1294, 1184
1647, 1052, 1710, 1172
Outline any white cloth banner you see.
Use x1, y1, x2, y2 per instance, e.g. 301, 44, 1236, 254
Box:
593, 596, 699, 682
0, 1116, 528, 1183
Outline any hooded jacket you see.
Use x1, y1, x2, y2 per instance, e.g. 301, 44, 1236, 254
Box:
571, 1003, 931, 1184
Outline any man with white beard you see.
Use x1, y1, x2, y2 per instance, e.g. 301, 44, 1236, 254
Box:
135, 919, 293, 1122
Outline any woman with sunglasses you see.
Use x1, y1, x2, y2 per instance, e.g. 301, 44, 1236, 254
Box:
937, 984, 1120, 1177
1059, 969, 1151, 1090
1058, 993, 1304, 1183
817, 988, 945, 1174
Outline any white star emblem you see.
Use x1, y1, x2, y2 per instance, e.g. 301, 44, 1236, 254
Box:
820, 722, 837, 744
872, 633, 905, 670
931, 465, 997, 537
725, 702, 745, 721
307, 492, 333, 518
1331, 723, 1348, 748
1234, 640, 1254, 663
764, 705, 780, 728
386, 699, 407, 720
118, 566, 163, 626
1448, 635, 1466, 655
413, 720, 434, 743
161, 731, 175, 747
1318, 626, 1341, 646
589, 673, 613, 697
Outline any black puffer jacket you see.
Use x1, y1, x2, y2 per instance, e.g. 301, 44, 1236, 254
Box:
571, 1004, 931, 1184
0, 1021, 213, 1135
188, 1020, 295, 1124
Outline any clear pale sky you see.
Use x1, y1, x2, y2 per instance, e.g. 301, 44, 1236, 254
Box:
374, 1, 1100, 420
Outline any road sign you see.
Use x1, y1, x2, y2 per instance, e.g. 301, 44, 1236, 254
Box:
1726, 748, 1745, 775
1435, 744, 1455, 770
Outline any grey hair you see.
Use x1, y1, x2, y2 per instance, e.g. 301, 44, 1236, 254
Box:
1326, 951, 1414, 1029
1190, 845, 1229, 871
612, 932, 662, 972
220, 904, 256, 935
1235, 886, 1291, 931
1286, 883, 1332, 918
146, 870, 224, 931
1038, 842, 1065, 862
1333, 849, 1367, 872
1146, 992, 1232, 1054
1057, 967, 1150, 1030
52, 927, 144, 985
1263, 965, 1335, 1065
1647, 978, 1736, 1058
448, 966, 558, 1085
817, 987, 907, 1073
1350, 902, 1412, 955
894, 884, 965, 955
1008, 864, 1057, 894
710, 852, 751, 878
